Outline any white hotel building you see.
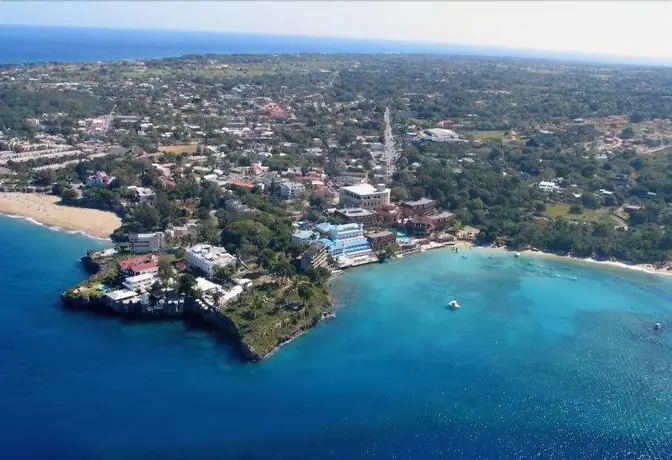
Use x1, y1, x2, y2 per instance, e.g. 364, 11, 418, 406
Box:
185, 244, 237, 278
339, 184, 391, 210
122, 273, 156, 292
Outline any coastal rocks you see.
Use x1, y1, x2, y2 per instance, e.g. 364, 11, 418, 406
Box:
188, 298, 261, 361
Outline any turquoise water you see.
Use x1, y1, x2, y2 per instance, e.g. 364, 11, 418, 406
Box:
395, 231, 413, 242
3, 216, 672, 458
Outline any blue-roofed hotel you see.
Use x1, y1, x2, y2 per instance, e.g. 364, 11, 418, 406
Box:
318, 223, 372, 259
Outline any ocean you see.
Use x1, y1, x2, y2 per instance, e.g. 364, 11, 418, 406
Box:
1, 25, 669, 66
2, 216, 672, 458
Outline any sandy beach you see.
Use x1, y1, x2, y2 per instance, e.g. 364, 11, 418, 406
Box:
519, 248, 672, 278
0, 193, 121, 239
451, 239, 672, 277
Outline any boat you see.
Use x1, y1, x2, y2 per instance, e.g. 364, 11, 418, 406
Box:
514, 252, 521, 258
654, 322, 662, 331
448, 300, 460, 310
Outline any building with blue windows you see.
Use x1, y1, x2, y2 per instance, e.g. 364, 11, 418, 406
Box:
318, 223, 372, 258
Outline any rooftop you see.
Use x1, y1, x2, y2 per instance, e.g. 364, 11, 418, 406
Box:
366, 230, 395, 239
402, 198, 436, 207
196, 277, 220, 293
337, 207, 374, 217
341, 183, 389, 196
429, 211, 456, 219
293, 230, 315, 240
105, 289, 139, 301
124, 273, 155, 283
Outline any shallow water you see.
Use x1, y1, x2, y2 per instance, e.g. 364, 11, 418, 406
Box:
2, 216, 672, 459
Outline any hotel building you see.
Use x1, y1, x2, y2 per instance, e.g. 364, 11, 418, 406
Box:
185, 244, 237, 278
339, 184, 391, 210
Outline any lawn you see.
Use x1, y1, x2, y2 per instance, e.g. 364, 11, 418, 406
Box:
544, 203, 614, 224
469, 130, 508, 141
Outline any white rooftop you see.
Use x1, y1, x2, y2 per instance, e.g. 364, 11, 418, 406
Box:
105, 289, 139, 301
196, 277, 220, 293
341, 184, 389, 196
124, 273, 156, 283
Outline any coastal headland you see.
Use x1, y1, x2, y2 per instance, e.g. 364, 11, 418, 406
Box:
0, 192, 121, 239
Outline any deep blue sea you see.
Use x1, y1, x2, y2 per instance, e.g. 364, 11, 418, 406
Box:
1, 25, 669, 66
3, 215, 672, 458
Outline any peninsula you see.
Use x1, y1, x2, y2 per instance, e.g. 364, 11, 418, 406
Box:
1, 54, 672, 359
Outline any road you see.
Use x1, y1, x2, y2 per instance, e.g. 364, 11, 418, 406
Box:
381, 107, 397, 183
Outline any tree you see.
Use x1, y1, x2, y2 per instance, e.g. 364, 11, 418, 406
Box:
59, 188, 78, 203
177, 274, 197, 294
309, 194, 327, 211
569, 204, 584, 215
390, 186, 409, 202
197, 218, 221, 245
133, 203, 161, 231
620, 126, 635, 140
213, 264, 236, 284
157, 257, 173, 281
35, 169, 56, 186
581, 194, 599, 209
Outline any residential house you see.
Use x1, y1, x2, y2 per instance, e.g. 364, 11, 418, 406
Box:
538, 181, 560, 193
279, 181, 305, 199
86, 171, 115, 187
127, 186, 155, 203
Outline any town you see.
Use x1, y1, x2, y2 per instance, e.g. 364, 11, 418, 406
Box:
3, 54, 672, 358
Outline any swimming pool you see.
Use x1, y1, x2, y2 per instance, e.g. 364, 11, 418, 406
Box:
395, 232, 413, 243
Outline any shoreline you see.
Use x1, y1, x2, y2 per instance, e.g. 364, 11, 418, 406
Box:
456, 241, 672, 278
0, 192, 121, 240
517, 248, 672, 278
347, 238, 672, 279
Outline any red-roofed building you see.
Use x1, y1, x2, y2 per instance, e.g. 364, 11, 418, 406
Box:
130, 261, 159, 276
227, 179, 255, 189
259, 102, 288, 118
119, 255, 158, 275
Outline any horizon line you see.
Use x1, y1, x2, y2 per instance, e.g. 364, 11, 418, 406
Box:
2, 23, 671, 67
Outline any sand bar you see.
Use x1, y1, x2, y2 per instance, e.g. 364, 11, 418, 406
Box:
0, 192, 121, 239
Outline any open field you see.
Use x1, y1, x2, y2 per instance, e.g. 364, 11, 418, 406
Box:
544, 202, 614, 224
158, 144, 199, 154
468, 130, 508, 141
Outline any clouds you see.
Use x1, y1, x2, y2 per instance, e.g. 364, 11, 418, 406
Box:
1, 1, 671, 60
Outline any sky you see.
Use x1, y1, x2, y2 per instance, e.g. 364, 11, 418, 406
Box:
1, 1, 672, 60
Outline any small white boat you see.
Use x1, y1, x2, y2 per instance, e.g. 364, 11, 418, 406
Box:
654, 322, 662, 330
448, 300, 460, 310
515, 252, 521, 258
